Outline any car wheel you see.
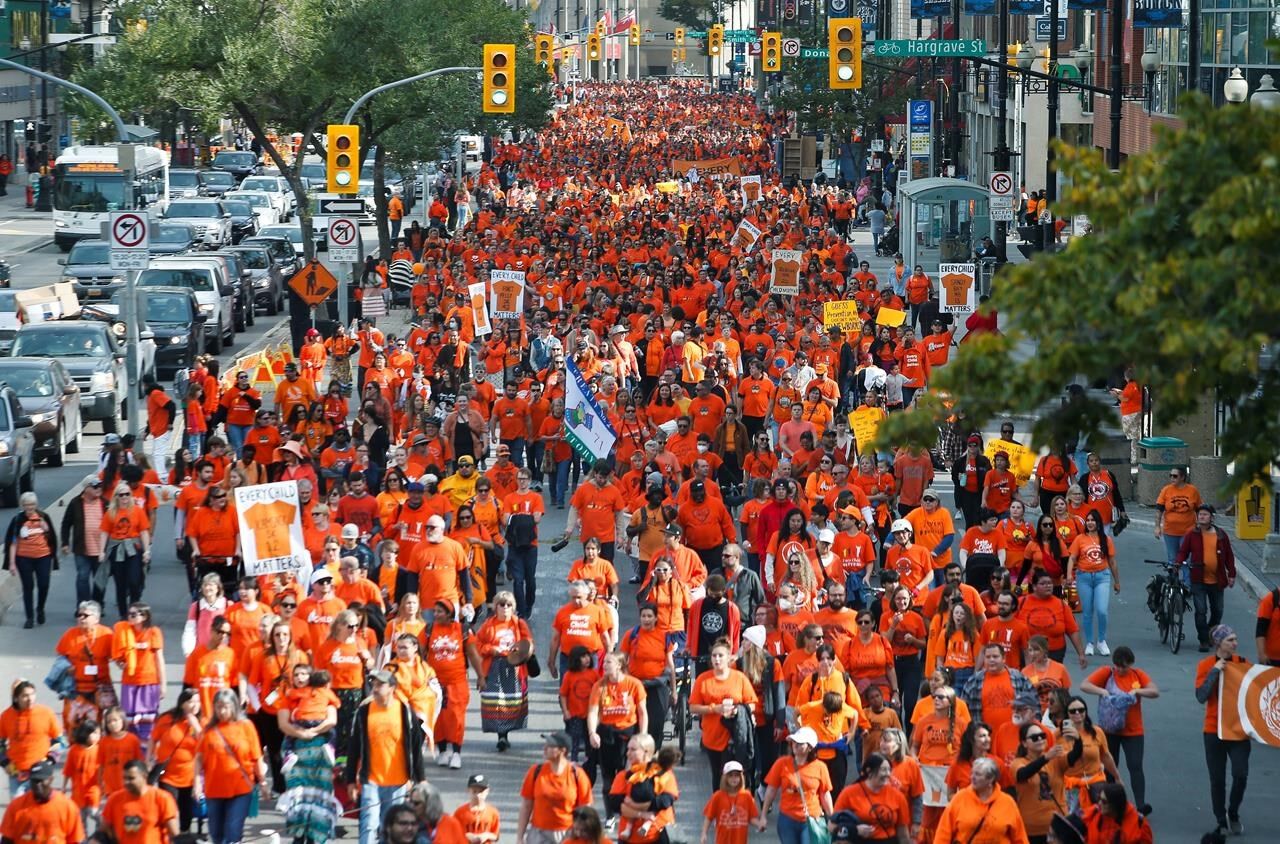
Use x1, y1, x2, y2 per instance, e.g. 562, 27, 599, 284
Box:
223, 322, 234, 348
234, 306, 247, 332
209, 329, 223, 356
47, 428, 64, 467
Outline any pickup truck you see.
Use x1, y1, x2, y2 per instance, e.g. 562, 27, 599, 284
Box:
7, 319, 156, 434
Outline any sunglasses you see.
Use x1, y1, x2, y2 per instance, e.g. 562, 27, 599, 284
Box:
279, 603, 297, 609
1026, 733, 1047, 741
1068, 707, 1087, 714
857, 619, 874, 626
76, 612, 91, 619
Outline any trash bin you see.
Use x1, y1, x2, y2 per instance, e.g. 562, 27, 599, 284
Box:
1136, 436, 1188, 505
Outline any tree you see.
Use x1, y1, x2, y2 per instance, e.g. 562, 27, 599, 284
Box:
872, 95, 1280, 492
768, 60, 910, 137
658, 0, 726, 30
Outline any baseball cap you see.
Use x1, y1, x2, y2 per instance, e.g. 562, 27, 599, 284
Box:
311, 567, 334, 582
86, 478, 103, 488
341, 524, 359, 539
838, 505, 860, 518
369, 669, 397, 686
922, 488, 940, 500
662, 523, 682, 536
722, 761, 745, 775
1013, 693, 1040, 710
542, 731, 572, 749
817, 528, 836, 544
967, 434, 982, 445
814, 363, 828, 374
457, 455, 476, 467
468, 774, 490, 789
423, 474, 439, 484
27, 761, 54, 782
788, 727, 818, 747
406, 481, 425, 493
104, 433, 122, 445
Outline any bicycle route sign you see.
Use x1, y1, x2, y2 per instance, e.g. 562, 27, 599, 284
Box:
109, 211, 149, 270
873, 39, 986, 57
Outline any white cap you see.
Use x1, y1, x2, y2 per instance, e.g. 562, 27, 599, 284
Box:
722, 761, 745, 775
341, 523, 359, 538
890, 518, 913, 534
741, 625, 766, 650
817, 528, 836, 544
788, 727, 819, 747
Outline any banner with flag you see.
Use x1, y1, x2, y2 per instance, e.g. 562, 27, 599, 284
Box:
612, 9, 636, 34
563, 359, 618, 463
1218, 661, 1280, 747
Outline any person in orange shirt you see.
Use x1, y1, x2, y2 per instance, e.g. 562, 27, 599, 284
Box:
219, 371, 264, 457
100, 758, 181, 842
905, 490, 955, 583
142, 380, 178, 476
98, 705, 144, 797
113, 601, 167, 742
690, 642, 759, 791
701, 759, 759, 844
756, 727, 833, 833
832, 752, 912, 842
0, 761, 84, 844
99, 481, 153, 620
455, 773, 501, 843
934, 757, 1029, 844
408, 515, 473, 615
490, 381, 533, 468
904, 265, 933, 332
517, 731, 595, 842
884, 519, 933, 602
562, 461, 628, 561
183, 616, 242, 718
195, 691, 266, 844
586, 653, 648, 797
1195, 623, 1250, 835
424, 600, 482, 769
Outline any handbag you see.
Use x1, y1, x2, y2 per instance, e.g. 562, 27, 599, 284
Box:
149, 721, 191, 785
1096, 671, 1136, 734
540, 444, 555, 476
794, 771, 831, 844
1112, 512, 1131, 536
526, 652, 542, 679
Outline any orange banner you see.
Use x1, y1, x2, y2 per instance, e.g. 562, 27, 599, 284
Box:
1218, 661, 1280, 747
671, 157, 742, 178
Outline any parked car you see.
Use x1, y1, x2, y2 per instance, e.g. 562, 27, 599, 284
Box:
241, 235, 301, 277
206, 250, 256, 331
168, 168, 206, 200
211, 150, 262, 182
221, 198, 259, 244
149, 222, 198, 255
59, 239, 124, 301
84, 287, 206, 378
139, 260, 235, 354
8, 319, 155, 435
0, 381, 35, 506
228, 244, 285, 315
238, 176, 295, 219
164, 199, 233, 249
223, 190, 281, 227
199, 169, 237, 197
0, 290, 18, 355
0, 357, 81, 466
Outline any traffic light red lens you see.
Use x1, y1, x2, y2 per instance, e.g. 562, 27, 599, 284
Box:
492, 53, 509, 68
837, 26, 853, 41
335, 136, 351, 150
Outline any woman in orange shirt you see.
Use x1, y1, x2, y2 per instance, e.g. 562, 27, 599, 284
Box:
841, 609, 899, 705
474, 591, 534, 751
425, 599, 483, 768
385, 634, 441, 756
383, 591, 428, 651
315, 609, 374, 758
1066, 509, 1120, 658
879, 586, 927, 718
646, 383, 681, 428
997, 500, 1035, 591
450, 505, 497, 607
148, 689, 203, 835
691, 642, 760, 790
99, 482, 152, 620
941, 602, 981, 689
757, 727, 834, 838
196, 690, 266, 844
376, 471, 408, 533
946, 721, 1010, 796
245, 620, 309, 793
911, 685, 969, 841
113, 601, 166, 743
877, 727, 924, 840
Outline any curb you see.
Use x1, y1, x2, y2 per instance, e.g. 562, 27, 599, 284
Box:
1124, 513, 1271, 603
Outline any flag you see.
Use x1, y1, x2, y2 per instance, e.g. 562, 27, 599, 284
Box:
611, 9, 636, 34
1218, 661, 1280, 747
563, 359, 617, 462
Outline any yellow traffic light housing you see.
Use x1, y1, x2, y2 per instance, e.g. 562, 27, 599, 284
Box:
828, 18, 862, 89
326, 124, 359, 194
629, 24, 641, 46
483, 43, 516, 114
588, 33, 601, 61
596, 20, 606, 37
535, 34, 554, 66
708, 24, 723, 56
675, 27, 685, 45
762, 31, 781, 72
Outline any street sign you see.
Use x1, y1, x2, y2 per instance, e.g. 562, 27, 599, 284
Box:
1035, 17, 1066, 40
988, 170, 1015, 214
108, 211, 149, 270
782, 38, 800, 56
327, 217, 362, 263
991, 208, 1016, 221
748, 41, 761, 55
318, 197, 366, 215
829, 0, 850, 13
872, 39, 986, 57
870, 139, 885, 152
288, 260, 340, 307
800, 47, 828, 59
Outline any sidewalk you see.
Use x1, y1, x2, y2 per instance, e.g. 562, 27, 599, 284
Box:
0, 167, 55, 255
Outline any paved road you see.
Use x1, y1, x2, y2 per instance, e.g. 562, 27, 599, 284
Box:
0, 221, 1275, 843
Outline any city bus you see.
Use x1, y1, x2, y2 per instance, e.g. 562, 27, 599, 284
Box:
52, 145, 170, 251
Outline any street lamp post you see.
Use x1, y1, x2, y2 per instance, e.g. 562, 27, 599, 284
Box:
993, 0, 1012, 263
1224, 67, 1248, 104
1140, 44, 1158, 113
1252, 74, 1280, 109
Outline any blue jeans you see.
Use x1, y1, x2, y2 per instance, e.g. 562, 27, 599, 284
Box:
1163, 532, 1189, 583
551, 458, 571, 506
227, 423, 251, 457
777, 813, 812, 844
360, 781, 409, 844
1077, 568, 1112, 643
506, 545, 539, 619
74, 554, 103, 605
527, 442, 545, 483
187, 433, 204, 459
502, 437, 527, 468
206, 791, 252, 844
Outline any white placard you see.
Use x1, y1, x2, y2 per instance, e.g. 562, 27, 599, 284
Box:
490, 270, 526, 320
327, 217, 362, 262
233, 481, 310, 577
109, 211, 149, 270
938, 263, 977, 314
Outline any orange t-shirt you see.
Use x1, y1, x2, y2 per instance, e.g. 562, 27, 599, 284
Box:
914, 710, 969, 766
101, 785, 178, 844
833, 782, 910, 840
0, 790, 84, 844
552, 602, 611, 655
99, 730, 144, 795
520, 762, 594, 831
100, 507, 151, 541
560, 668, 597, 720
703, 789, 759, 844
689, 670, 758, 751
196, 720, 262, 799
454, 802, 501, 842
569, 482, 626, 543
365, 699, 410, 786
150, 712, 200, 788
62, 742, 100, 810
1196, 654, 1245, 733
185, 505, 238, 557
1068, 533, 1112, 574
315, 639, 367, 690
0, 704, 61, 771
763, 756, 832, 821
408, 538, 468, 609
589, 675, 647, 730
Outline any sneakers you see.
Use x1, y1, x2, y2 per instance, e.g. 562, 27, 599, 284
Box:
1097, 640, 1111, 656
1200, 642, 1211, 652
280, 753, 298, 775
436, 749, 451, 767
449, 751, 462, 769
1085, 642, 1095, 656
1229, 817, 1244, 835
496, 737, 510, 752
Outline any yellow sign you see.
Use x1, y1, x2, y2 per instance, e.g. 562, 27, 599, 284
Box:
849, 407, 883, 452
823, 300, 862, 333
1237, 474, 1272, 541
877, 307, 906, 328
985, 438, 1036, 486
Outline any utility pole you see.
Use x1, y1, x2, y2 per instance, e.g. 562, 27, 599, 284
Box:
1108, 0, 1122, 169
949, 0, 961, 170
1042, 0, 1060, 250
992, 0, 1012, 262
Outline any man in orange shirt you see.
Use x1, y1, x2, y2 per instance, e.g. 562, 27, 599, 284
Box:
981, 591, 1031, 668
344, 669, 428, 844
275, 361, 319, 425
737, 359, 774, 441
1109, 366, 1143, 466
296, 567, 348, 646
490, 381, 533, 469
408, 515, 473, 618
181, 616, 241, 716
687, 379, 727, 438
675, 481, 737, 575
905, 489, 955, 585
562, 460, 627, 561
894, 329, 930, 408
0, 761, 83, 842
904, 264, 933, 332
100, 759, 180, 842
143, 379, 177, 476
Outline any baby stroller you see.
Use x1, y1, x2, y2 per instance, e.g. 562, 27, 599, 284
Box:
875, 223, 899, 257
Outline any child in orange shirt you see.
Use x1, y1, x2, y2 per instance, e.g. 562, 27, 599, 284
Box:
98, 706, 143, 798
280, 667, 340, 772
701, 760, 759, 844
62, 718, 102, 821
558, 646, 596, 764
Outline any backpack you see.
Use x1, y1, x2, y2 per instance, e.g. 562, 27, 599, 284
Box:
507, 512, 537, 549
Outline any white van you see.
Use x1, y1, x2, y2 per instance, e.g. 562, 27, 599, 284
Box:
454, 134, 484, 175
139, 256, 236, 354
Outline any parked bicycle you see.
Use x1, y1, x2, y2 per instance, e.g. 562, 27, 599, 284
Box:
665, 650, 694, 760
1145, 559, 1190, 654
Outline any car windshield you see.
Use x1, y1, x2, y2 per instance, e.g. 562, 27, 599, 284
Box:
215, 152, 257, 167
259, 227, 302, 243
13, 330, 109, 357
68, 242, 110, 264
238, 194, 269, 208
168, 202, 221, 218
0, 365, 55, 398
170, 171, 200, 187
233, 249, 269, 269
139, 268, 215, 292
222, 201, 253, 217
153, 225, 193, 243
241, 179, 278, 192
124, 294, 193, 323
300, 163, 325, 182
202, 171, 235, 187
0, 292, 14, 310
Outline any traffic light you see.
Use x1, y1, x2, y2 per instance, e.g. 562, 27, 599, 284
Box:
562, 48, 572, 61
672, 48, 679, 62
675, 27, 685, 45
762, 31, 781, 72
708, 24, 723, 56
596, 19, 606, 37
588, 33, 601, 61
828, 18, 862, 89
326, 124, 359, 193
535, 34, 554, 65
629, 24, 641, 46
482, 43, 516, 114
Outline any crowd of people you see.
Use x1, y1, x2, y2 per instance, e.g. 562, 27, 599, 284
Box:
1, 78, 1276, 844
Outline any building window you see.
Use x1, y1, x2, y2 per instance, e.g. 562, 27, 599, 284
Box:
11, 11, 46, 49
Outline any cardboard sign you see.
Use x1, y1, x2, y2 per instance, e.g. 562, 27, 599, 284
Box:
770, 249, 803, 295
985, 437, 1036, 485
234, 482, 309, 577
849, 407, 884, 451
939, 263, 976, 314
741, 174, 762, 208
823, 300, 862, 333
731, 218, 762, 252
469, 281, 492, 337
672, 156, 743, 178
877, 307, 907, 327
490, 270, 525, 320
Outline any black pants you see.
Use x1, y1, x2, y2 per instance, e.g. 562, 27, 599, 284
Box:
1191, 583, 1225, 646
705, 745, 733, 792
111, 553, 146, 619
822, 752, 849, 792
719, 452, 743, 488
754, 724, 778, 792
694, 544, 724, 578
588, 728, 634, 805
641, 678, 671, 749
160, 782, 195, 832
1104, 732, 1146, 810
14, 554, 52, 623
251, 709, 287, 794
1203, 733, 1250, 824
955, 489, 982, 529
895, 654, 923, 725
743, 416, 766, 443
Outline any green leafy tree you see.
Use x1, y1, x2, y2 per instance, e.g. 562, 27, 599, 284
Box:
769, 60, 909, 136
873, 96, 1280, 492
658, 0, 726, 30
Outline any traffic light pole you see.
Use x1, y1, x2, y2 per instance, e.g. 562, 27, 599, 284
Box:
343, 66, 483, 124
992, 0, 1012, 263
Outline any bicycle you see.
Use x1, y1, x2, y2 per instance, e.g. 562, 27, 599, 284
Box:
1144, 560, 1190, 654
664, 651, 694, 761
